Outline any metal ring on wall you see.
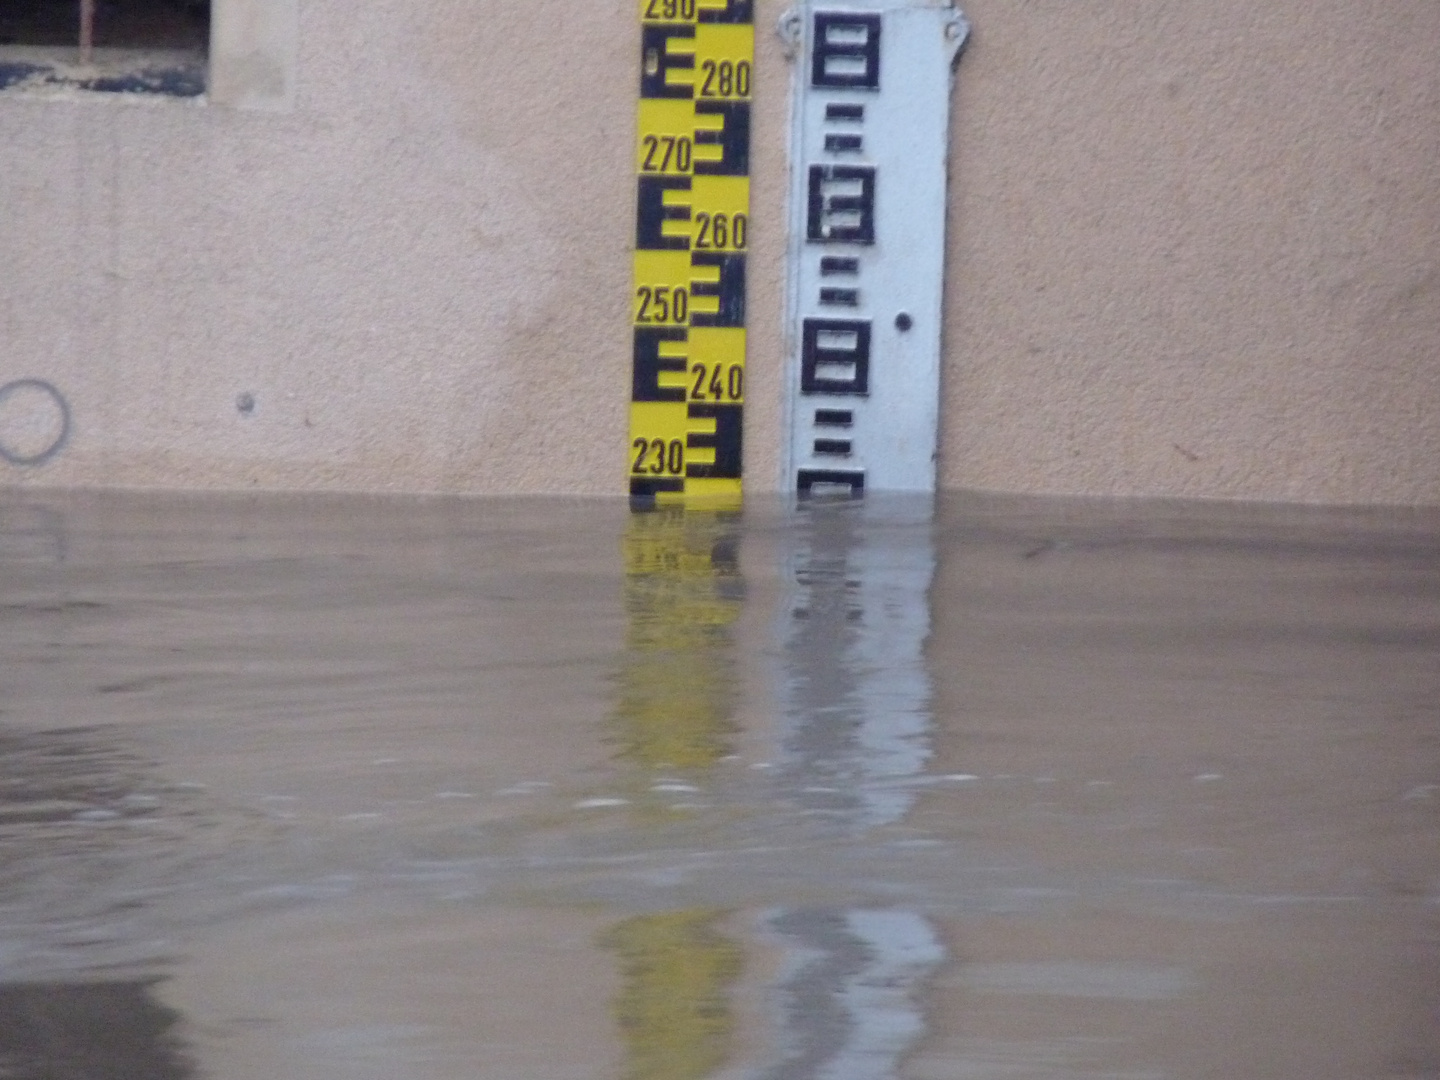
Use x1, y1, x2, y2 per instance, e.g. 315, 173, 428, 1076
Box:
0, 379, 72, 467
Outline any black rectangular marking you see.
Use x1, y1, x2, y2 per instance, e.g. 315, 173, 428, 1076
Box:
819, 287, 859, 306
824, 103, 865, 121
800, 317, 870, 395
814, 408, 853, 426
806, 165, 876, 245
640, 24, 696, 99
636, 175, 692, 250
796, 468, 865, 497
697, 0, 753, 23
811, 13, 881, 91
689, 252, 746, 328
685, 403, 743, 478
813, 438, 852, 455
632, 326, 689, 402
824, 134, 863, 153
694, 100, 751, 176
630, 476, 685, 502
820, 256, 859, 276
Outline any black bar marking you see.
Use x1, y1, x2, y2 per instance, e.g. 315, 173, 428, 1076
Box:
813, 438, 852, 455
690, 252, 746, 328
824, 134, 863, 153
814, 408, 853, 426
685, 403, 743, 478
641, 24, 696, 99
800, 317, 870, 396
825, 103, 865, 121
806, 165, 876, 245
632, 327, 689, 402
819, 287, 859, 306
630, 476, 686, 503
698, 0, 753, 23
636, 176, 692, 250
694, 101, 750, 176
796, 468, 865, 497
820, 256, 859, 276
811, 13, 881, 90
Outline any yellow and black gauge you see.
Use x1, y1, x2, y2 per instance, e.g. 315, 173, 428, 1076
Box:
629, 0, 754, 507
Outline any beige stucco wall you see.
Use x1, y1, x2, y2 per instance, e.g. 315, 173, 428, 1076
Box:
1, 0, 1436, 502
943, 1, 1440, 503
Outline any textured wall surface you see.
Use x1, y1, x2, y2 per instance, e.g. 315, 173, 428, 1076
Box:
942, 0, 1440, 503
1, 0, 1436, 502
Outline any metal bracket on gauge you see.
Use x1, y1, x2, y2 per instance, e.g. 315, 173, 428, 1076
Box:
780, 1, 969, 496
628, 0, 755, 507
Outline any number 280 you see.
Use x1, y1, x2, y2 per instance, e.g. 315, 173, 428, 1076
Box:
700, 59, 751, 98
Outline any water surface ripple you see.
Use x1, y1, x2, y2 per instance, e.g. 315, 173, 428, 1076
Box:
1, 492, 1437, 1079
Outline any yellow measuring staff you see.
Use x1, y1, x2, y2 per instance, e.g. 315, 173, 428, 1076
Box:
629, 0, 753, 507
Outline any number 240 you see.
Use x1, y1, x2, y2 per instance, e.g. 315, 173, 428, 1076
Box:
691, 362, 743, 402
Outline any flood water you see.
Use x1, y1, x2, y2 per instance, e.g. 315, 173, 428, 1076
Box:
1, 490, 1438, 1080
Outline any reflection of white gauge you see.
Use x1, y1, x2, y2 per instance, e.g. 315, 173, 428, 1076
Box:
0, 379, 71, 466
774, 495, 937, 829
763, 906, 944, 1078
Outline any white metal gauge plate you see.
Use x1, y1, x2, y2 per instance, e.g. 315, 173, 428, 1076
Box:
781, 0, 968, 496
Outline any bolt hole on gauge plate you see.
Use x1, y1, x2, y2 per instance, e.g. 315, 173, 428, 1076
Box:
781, 0, 968, 498
629, 0, 755, 509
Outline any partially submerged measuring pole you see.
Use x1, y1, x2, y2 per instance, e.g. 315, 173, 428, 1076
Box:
625, 0, 967, 505
628, 0, 754, 508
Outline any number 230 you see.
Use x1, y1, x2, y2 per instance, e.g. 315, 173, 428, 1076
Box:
631, 437, 684, 475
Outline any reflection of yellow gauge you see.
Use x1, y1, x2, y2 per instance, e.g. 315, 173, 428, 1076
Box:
602, 909, 742, 1080
613, 508, 741, 772
605, 504, 744, 1079
629, 1, 753, 506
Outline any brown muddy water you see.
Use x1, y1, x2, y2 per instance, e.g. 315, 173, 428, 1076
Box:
1, 490, 1438, 1080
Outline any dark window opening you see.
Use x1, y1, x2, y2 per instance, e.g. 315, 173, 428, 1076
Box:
0, 0, 209, 96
